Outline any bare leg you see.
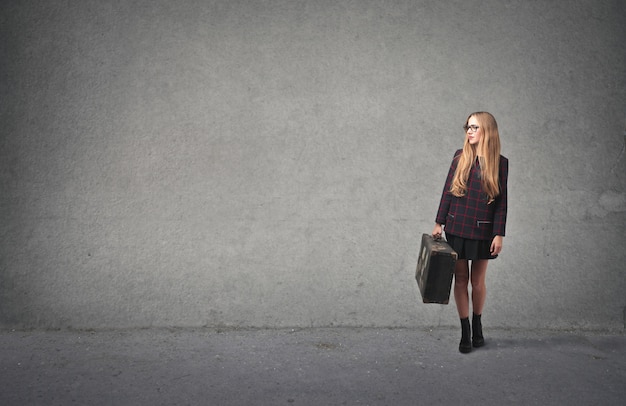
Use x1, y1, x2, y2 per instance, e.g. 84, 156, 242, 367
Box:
470, 259, 489, 315
454, 259, 472, 353
453, 259, 470, 319
470, 259, 489, 347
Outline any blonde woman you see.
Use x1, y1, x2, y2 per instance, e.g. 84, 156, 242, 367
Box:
432, 112, 508, 353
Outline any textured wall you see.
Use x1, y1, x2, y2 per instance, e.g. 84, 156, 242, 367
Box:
1, 0, 625, 330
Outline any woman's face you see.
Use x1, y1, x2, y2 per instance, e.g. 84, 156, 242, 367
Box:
465, 115, 482, 145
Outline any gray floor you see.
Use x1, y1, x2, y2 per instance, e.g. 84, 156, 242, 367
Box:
1, 327, 625, 405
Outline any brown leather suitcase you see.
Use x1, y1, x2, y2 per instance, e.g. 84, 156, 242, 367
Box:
415, 233, 457, 304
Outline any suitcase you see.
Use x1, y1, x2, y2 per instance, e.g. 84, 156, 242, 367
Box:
415, 233, 457, 304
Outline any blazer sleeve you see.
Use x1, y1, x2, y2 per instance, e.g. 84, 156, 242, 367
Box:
492, 156, 508, 236
435, 150, 461, 225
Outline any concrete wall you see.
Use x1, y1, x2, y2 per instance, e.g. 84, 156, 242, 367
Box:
1, 0, 625, 331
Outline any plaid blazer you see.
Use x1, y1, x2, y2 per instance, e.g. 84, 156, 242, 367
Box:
435, 149, 508, 241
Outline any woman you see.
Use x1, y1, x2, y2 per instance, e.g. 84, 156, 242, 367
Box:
432, 112, 508, 353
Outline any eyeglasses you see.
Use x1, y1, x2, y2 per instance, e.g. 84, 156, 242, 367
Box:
463, 125, 480, 132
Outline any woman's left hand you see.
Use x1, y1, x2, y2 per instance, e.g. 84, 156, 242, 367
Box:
491, 235, 503, 255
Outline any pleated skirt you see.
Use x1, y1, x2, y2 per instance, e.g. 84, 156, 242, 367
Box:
445, 233, 497, 260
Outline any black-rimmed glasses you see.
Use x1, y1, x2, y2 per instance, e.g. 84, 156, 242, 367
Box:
463, 125, 480, 132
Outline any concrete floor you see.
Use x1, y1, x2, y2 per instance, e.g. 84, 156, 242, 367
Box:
1, 327, 625, 405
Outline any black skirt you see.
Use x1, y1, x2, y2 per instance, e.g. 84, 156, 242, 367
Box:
445, 233, 497, 260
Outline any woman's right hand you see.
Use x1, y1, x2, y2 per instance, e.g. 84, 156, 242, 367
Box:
432, 223, 443, 240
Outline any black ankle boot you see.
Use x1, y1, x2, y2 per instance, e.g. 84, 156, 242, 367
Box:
472, 313, 485, 348
459, 318, 472, 353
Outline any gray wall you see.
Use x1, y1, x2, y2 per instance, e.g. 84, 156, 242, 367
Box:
1, 0, 625, 331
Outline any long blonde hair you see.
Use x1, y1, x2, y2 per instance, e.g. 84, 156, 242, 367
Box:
450, 112, 501, 203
